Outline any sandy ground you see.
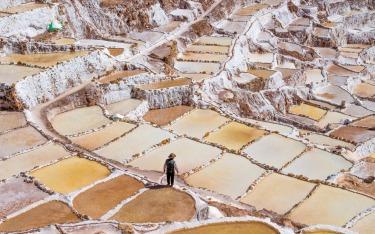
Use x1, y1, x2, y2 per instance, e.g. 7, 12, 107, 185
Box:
143, 105, 193, 126
110, 187, 195, 223
73, 175, 145, 219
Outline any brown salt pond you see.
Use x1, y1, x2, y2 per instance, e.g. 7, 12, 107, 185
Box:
0, 177, 49, 219
95, 124, 175, 162
99, 70, 145, 84
289, 103, 327, 121
0, 201, 81, 232
241, 173, 315, 214
302, 230, 344, 234
170, 222, 279, 234
105, 99, 142, 115
53, 38, 77, 45
353, 83, 375, 98
30, 156, 111, 194
186, 153, 265, 199
110, 187, 195, 223
204, 122, 268, 150
305, 134, 355, 150
143, 105, 194, 126
350, 211, 375, 234
243, 134, 306, 168
186, 45, 229, 54
0, 142, 71, 180
248, 69, 276, 79
70, 122, 136, 150
317, 111, 356, 128
245, 119, 294, 135
137, 78, 192, 90
168, 109, 228, 138
330, 126, 375, 144
3, 3, 47, 14
235, 4, 269, 16
316, 85, 354, 105
129, 138, 221, 173
326, 65, 359, 76
0, 126, 48, 159
0, 111, 26, 133
352, 115, 375, 128
282, 148, 352, 180
51, 106, 111, 136
0, 64, 43, 84
178, 53, 228, 63
61, 223, 122, 234
0, 51, 90, 68
288, 185, 375, 226
174, 61, 221, 74
195, 36, 232, 46
73, 175, 145, 219
176, 73, 212, 81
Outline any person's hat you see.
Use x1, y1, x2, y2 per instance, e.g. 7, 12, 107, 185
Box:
168, 153, 176, 159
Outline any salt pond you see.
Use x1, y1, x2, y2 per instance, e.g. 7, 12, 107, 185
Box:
0, 64, 43, 84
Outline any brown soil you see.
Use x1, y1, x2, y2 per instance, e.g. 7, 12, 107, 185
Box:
110, 187, 195, 223
330, 126, 375, 143
0, 201, 81, 232
73, 175, 145, 219
335, 174, 375, 197
143, 105, 194, 126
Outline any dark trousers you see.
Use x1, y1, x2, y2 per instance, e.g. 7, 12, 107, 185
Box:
167, 172, 174, 186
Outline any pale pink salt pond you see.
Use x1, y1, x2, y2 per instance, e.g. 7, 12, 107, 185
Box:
0, 126, 48, 159
99, 70, 145, 84
288, 185, 375, 226
185, 45, 229, 54
282, 148, 352, 180
167, 109, 229, 138
128, 138, 221, 173
51, 106, 111, 136
174, 61, 221, 74
315, 85, 354, 105
305, 133, 355, 150
317, 111, 356, 128
105, 99, 142, 115
0, 64, 43, 84
0, 111, 26, 133
194, 36, 232, 46
243, 134, 306, 168
186, 153, 265, 198
178, 53, 228, 63
241, 173, 315, 214
95, 124, 175, 162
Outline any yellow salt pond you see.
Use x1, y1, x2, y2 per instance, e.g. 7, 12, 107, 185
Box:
168, 109, 228, 138
51, 106, 111, 136
0, 201, 80, 232
137, 78, 192, 90
241, 173, 315, 214
288, 185, 375, 226
105, 99, 142, 115
0, 64, 43, 84
110, 187, 195, 223
282, 148, 352, 180
70, 122, 136, 150
169, 222, 279, 234
289, 103, 327, 121
350, 211, 375, 234
0, 111, 27, 133
95, 124, 175, 162
243, 134, 306, 168
30, 156, 111, 194
73, 175, 145, 219
0, 143, 71, 180
317, 111, 356, 128
0, 126, 48, 159
204, 122, 268, 150
0, 51, 90, 68
186, 153, 265, 199
129, 138, 221, 173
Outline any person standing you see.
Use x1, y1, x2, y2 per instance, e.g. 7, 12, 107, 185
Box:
163, 153, 179, 186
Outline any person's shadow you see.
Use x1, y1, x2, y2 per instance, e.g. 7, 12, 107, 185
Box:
146, 184, 170, 189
